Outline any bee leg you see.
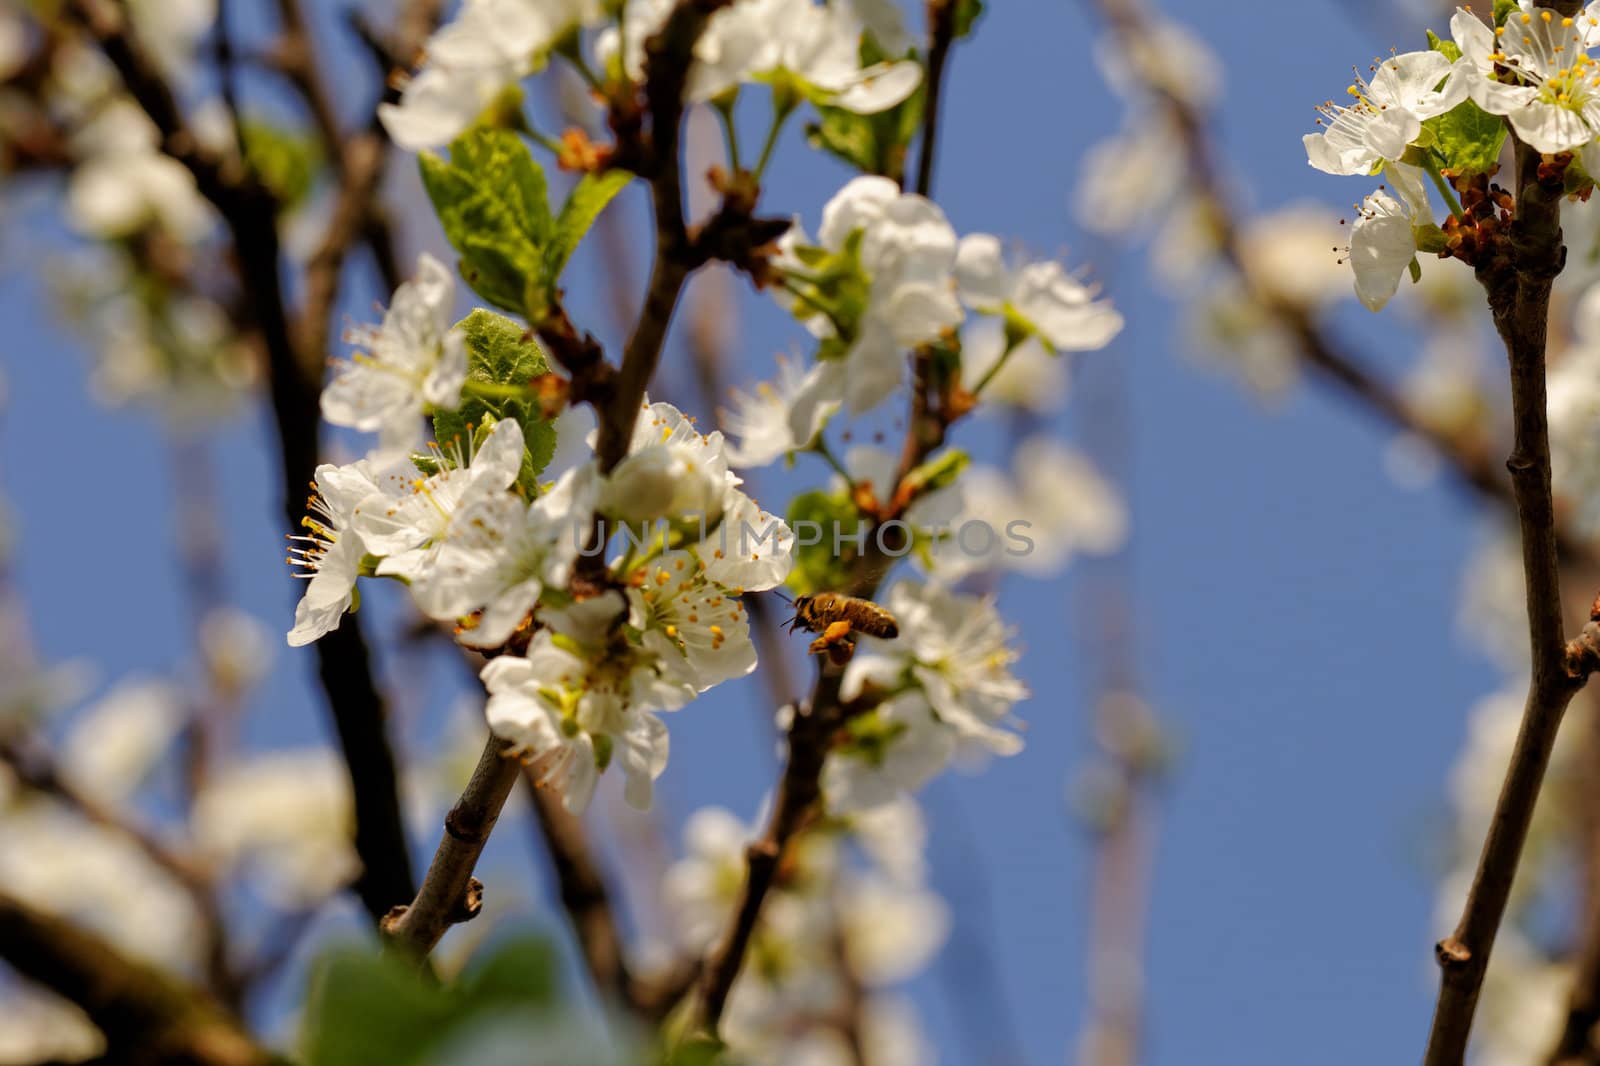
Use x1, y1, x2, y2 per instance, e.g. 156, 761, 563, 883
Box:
807, 620, 854, 655
825, 639, 855, 666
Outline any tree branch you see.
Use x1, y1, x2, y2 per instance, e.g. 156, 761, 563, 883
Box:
913, 0, 958, 198
65, 0, 420, 928
381, 735, 519, 957
1424, 119, 1589, 1064
690, 671, 848, 1036
0, 893, 271, 1066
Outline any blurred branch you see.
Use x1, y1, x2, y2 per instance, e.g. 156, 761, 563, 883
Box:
0, 892, 271, 1066
1085, 0, 1600, 570
1426, 115, 1591, 1063
913, 0, 958, 197
525, 771, 631, 999
525, 772, 697, 1018
63, 0, 420, 927
0, 729, 241, 1007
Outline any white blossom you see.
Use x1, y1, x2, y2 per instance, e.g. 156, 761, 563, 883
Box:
354, 417, 527, 582
930, 437, 1125, 580
721, 354, 833, 467
481, 592, 686, 812
286, 459, 386, 647
59, 678, 184, 803
780, 177, 963, 436
604, 401, 794, 591
601, 0, 920, 114
194, 749, 360, 906
627, 550, 758, 691
1345, 165, 1429, 312
66, 101, 211, 242
827, 581, 1027, 810
410, 460, 595, 647
953, 235, 1125, 354
662, 806, 753, 951
321, 253, 468, 461
0, 988, 104, 1065
379, 0, 602, 149
959, 319, 1068, 414
1303, 50, 1465, 175
0, 806, 202, 966
1452, 4, 1600, 160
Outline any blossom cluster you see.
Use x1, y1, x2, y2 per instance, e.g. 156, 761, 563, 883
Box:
1305, 3, 1600, 311
379, 0, 920, 151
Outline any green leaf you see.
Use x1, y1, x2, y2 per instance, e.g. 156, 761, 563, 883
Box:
1407, 256, 1422, 284
785, 489, 861, 596
302, 937, 570, 1066
952, 0, 984, 39
661, 1036, 729, 1066
433, 310, 558, 493
1426, 29, 1462, 63
240, 120, 320, 208
804, 83, 924, 180
1493, 0, 1516, 27
545, 170, 632, 283
459, 934, 558, 1007
901, 448, 968, 500
419, 128, 554, 316
1422, 99, 1506, 177
302, 948, 458, 1066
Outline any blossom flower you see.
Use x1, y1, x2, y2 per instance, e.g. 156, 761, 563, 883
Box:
952, 234, 1125, 354
1344, 164, 1430, 312
721, 354, 834, 467
286, 459, 386, 647
0, 806, 202, 966
929, 436, 1126, 580
353, 417, 527, 582
66, 101, 211, 242
0, 988, 104, 1065
379, 0, 602, 149
661, 806, 755, 951
321, 253, 468, 461
411, 463, 595, 647
1451, 4, 1600, 159
821, 693, 959, 812
481, 592, 690, 811
603, 401, 795, 591
626, 550, 758, 691
778, 176, 963, 438
600, 0, 920, 114
958, 319, 1067, 413
194, 749, 361, 906
1302, 50, 1465, 175
59, 678, 184, 804
824, 581, 1026, 810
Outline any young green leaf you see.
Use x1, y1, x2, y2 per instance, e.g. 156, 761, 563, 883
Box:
1422, 100, 1506, 177
433, 309, 559, 493
419, 129, 554, 316
545, 170, 632, 283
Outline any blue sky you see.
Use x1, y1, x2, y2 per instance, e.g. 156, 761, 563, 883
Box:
0, 1, 1517, 1063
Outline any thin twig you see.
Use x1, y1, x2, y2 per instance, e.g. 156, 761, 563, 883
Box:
381, 735, 519, 957
692, 670, 850, 1035
1424, 107, 1591, 1064
913, 0, 958, 197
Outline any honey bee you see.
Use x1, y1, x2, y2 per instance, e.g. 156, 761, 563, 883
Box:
783, 592, 899, 664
